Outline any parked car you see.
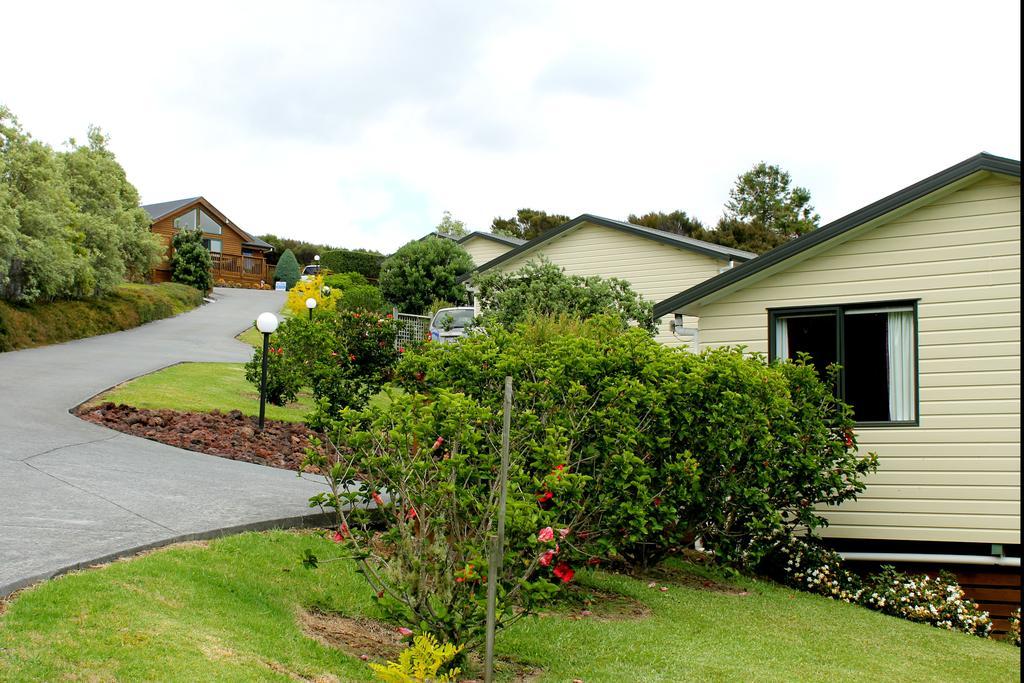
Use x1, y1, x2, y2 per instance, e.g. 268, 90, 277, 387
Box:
299, 264, 322, 282
429, 307, 476, 343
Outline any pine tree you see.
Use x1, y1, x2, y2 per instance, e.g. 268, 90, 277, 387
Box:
275, 248, 301, 289
170, 229, 213, 292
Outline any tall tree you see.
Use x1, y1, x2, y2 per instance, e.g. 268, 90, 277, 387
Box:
627, 210, 706, 238
491, 208, 570, 241
379, 238, 473, 314
275, 249, 301, 289
701, 217, 789, 255
435, 210, 468, 238
170, 228, 213, 292
725, 162, 820, 237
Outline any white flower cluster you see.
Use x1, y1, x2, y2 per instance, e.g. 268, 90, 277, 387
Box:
1008, 608, 1021, 647
775, 537, 992, 638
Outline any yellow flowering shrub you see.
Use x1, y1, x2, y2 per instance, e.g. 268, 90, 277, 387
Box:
285, 275, 338, 316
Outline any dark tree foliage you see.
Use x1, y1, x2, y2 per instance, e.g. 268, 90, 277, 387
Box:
256, 235, 337, 266
701, 217, 790, 254
627, 210, 706, 238
491, 208, 570, 241
379, 238, 473, 315
274, 249, 301, 289
170, 229, 213, 293
726, 162, 820, 237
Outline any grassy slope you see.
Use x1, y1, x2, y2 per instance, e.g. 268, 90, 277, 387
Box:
0, 532, 1017, 682
0, 282, 203, 352
88, 362, 314, 423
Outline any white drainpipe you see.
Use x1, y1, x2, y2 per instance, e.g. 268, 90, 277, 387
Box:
839, 552, 1020, 567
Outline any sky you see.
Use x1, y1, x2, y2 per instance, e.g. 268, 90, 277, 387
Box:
3, 1, 1020, 253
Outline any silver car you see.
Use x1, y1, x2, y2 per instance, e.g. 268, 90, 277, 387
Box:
429, 307, 476, 343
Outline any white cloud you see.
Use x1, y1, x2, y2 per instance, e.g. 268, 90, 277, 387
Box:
2, 0, 1019, 253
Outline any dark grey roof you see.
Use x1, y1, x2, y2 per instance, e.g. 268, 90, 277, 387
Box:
244, 236, 274, 251
462, 214, 756, 282
456, 231, 527, 247
140, 197, 202, 221
653, 152, 1022, 318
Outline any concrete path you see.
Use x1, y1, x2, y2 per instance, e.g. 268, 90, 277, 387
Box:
0, 288, 327, 595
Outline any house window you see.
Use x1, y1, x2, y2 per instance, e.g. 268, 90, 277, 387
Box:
198, 209, 222, 235
770, 301, 918, 426
202, 238, 223, 253
173, 210, 197, 230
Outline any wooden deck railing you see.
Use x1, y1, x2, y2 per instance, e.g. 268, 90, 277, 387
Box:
212, 253, 268, 282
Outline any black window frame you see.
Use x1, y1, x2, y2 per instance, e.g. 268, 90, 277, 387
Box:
767, 299, 920, 428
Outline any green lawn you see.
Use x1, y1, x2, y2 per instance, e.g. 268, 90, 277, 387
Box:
0, 532, 1017, 682
236, 324, 265, 348
88, 362, 314, 423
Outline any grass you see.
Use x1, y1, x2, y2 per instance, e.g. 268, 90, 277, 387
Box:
0, 532, 1017, 682
87, 362, 314, 423
0, 282, 203, 352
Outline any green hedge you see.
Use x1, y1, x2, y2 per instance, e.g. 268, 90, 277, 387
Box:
320, 249, 384, 280
0, 283, 203, 352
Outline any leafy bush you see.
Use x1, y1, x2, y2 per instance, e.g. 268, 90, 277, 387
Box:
170, 229, 213, 292
322, 271, 369, 290
1, 107, 161, 304
243, 342, 301, 406
472, 259, 656, 333
285, 275, 338, 317
395, 316, 876, 569
245, 312, 401, 421
1009, 609, 1021, 647
379, 238, 473, 315
0, 283, 202, 351
321, 249, 384, 281
303, 389, 572, 650
339, 284, 385, 313
370, 635, 462, 682
275, 249, 301, 289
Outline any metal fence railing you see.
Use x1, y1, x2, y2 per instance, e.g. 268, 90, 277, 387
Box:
394, 309, 431, 347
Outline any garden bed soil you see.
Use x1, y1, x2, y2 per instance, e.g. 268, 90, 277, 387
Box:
75, 403, 323, 470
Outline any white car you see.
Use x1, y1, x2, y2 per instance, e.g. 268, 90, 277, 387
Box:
299, 264, 321, 282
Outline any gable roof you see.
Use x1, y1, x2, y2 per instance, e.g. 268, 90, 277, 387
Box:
466, 214, 756, 281
140, 196, 273, 252
653, 152, 1022, 318
456, 231, 527, 247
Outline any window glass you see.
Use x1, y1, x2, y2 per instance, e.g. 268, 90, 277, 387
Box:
173, 210, 197, 230
202, 238, 223, 253
198, 209, 222, 235
773, 304, 916, 424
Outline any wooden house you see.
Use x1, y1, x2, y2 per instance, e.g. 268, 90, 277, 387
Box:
142, 197, 274, 286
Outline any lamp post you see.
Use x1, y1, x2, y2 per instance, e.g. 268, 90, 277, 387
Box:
306, 296, 317, 321
313, 253, 320, 274
255, 312, 279, 430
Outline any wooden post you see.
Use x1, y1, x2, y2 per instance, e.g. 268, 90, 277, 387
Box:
484, 375, 513, 683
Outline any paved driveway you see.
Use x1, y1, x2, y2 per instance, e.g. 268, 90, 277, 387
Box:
0, 288, 327, 595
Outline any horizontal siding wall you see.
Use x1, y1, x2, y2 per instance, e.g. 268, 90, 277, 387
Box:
463, 238, 515, 267
694, 175, 1021, 544
495, 222, 730, 346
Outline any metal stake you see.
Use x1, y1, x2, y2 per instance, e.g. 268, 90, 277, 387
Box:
484, 375, 513, 683
258, 331, 270, 430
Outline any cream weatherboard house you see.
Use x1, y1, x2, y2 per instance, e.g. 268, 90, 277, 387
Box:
456, 231, 526, 266
469, 214, 756, 345
654, 153, 1020, 621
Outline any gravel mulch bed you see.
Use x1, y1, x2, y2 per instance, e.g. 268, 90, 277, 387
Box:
75, 402, 324, 470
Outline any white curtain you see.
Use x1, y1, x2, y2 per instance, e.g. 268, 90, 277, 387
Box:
775, 318, 790, 360
887, 311, 914, 421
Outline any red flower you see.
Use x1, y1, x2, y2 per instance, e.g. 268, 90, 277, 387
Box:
653, 497, 662, 507
433, 436, 444, 450
353, 313, 361, 318
349, 354, 357, 362
553, 562, 575, 583
332, 523, 349, 542
537, 490, 553, 504
406, 507, 417, 520
844, 430, 854, 448
455, 576, 465, 583
587, 557, 601, 566
537, 527, 554, 543
386, 313, 393, 319
538, 550, 556, 567
399, 346, 405, 353
396, 627, 413, 637
558, 527, 570, 540
553, 464, 565, 471
371, 491, 384, 506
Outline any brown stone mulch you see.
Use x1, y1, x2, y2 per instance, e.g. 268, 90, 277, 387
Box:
74, 402, 324, 470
